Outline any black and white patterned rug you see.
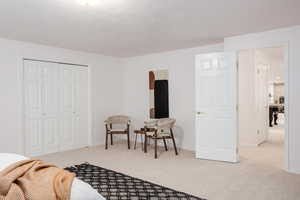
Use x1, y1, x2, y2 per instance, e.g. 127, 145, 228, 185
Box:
65, 163, 206, 200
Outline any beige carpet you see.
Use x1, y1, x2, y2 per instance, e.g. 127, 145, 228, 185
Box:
37, 128, 300, 200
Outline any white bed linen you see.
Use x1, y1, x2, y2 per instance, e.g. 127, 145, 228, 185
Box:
0, 153, 105, 200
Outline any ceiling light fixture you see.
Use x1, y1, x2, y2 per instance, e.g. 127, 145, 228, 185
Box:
78, 0, 99, 6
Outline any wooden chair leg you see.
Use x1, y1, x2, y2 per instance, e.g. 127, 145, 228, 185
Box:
127, 125, 130, 149
144, 135, 148, 153
163, 138, 168, 151
170, 128, 178, 155
105, 133, 108, 149
110, 134, 113, 145
127, 132, 130, 149
154, 138, 158, 159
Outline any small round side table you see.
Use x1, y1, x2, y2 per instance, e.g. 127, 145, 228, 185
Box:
134, 129, 145, 150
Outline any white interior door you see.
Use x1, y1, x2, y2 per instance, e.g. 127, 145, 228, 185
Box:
60, 64, 89, 151
24, 61, 61, 156
195, 52, 238, 163
24, 61, 44, 156
73, 66, 89, 148
42, 62, 60, 154
61, 64, 76, 151
255, 64, 269, 144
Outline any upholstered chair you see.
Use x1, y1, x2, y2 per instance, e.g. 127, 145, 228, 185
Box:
105, 115, 131, 149
144, 118, 178, 159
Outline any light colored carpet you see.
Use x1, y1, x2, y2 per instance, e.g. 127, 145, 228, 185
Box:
37, 128, 300, 200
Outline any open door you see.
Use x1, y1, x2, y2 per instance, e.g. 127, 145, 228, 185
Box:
255, 63, 269, 144
195, 52, 238, 163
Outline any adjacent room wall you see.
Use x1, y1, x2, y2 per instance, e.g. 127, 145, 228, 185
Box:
224, 25, 300, 174
256, 48, 285, 83
0, 38, 122, 154
120, 44, 224, 151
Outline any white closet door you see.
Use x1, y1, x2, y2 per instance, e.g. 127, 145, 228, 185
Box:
42, 62, 60, 154
61, 64, 76, 151
24, 60, 89, 156
24, 61, 44, 156
73, 66, 89, 148
60, 64, 88, 150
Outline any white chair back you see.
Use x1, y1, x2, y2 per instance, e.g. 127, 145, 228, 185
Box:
105, 115, 130, 125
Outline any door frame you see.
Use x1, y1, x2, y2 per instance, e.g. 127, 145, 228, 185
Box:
236, 44, 290, 171
22, 58, 92, 156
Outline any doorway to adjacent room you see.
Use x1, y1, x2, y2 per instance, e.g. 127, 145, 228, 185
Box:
238, 46, 286, 169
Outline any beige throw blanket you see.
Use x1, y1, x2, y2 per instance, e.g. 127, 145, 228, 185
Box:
0, 159, 75, 200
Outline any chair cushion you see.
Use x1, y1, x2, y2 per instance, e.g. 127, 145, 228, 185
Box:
145, 131, 156, 136
145, 131, 170, 137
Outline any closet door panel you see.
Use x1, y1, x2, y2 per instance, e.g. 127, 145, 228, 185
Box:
43, 63, 60, 115
24, 61, 44, 156
24, 61, 43, 117
73, 67, 89, 148
43, 118, 59, 153
25, 118, 43, 156
61, 116, 74, 150
60, 65, 75, 151
42, 63, 60, 154
62, 67, 74, 113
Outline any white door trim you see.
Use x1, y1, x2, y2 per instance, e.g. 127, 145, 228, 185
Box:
283, 44, 290, 171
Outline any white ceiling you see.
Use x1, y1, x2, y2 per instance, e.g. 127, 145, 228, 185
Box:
0, 0, 299, 57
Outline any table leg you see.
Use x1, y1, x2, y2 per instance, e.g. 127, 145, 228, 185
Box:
134, 133, 137, 149
144, 135, 147, 153
140, 134, 144, 151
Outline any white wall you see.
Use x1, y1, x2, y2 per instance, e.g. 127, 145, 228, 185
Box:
256, 48, 284, 83
273, 84, 284, 102
120, 44, 224, 151
255, 48, 285, 104
0, 38, 122, 154
238, 50, 257, 146
224, 25, 300, 174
